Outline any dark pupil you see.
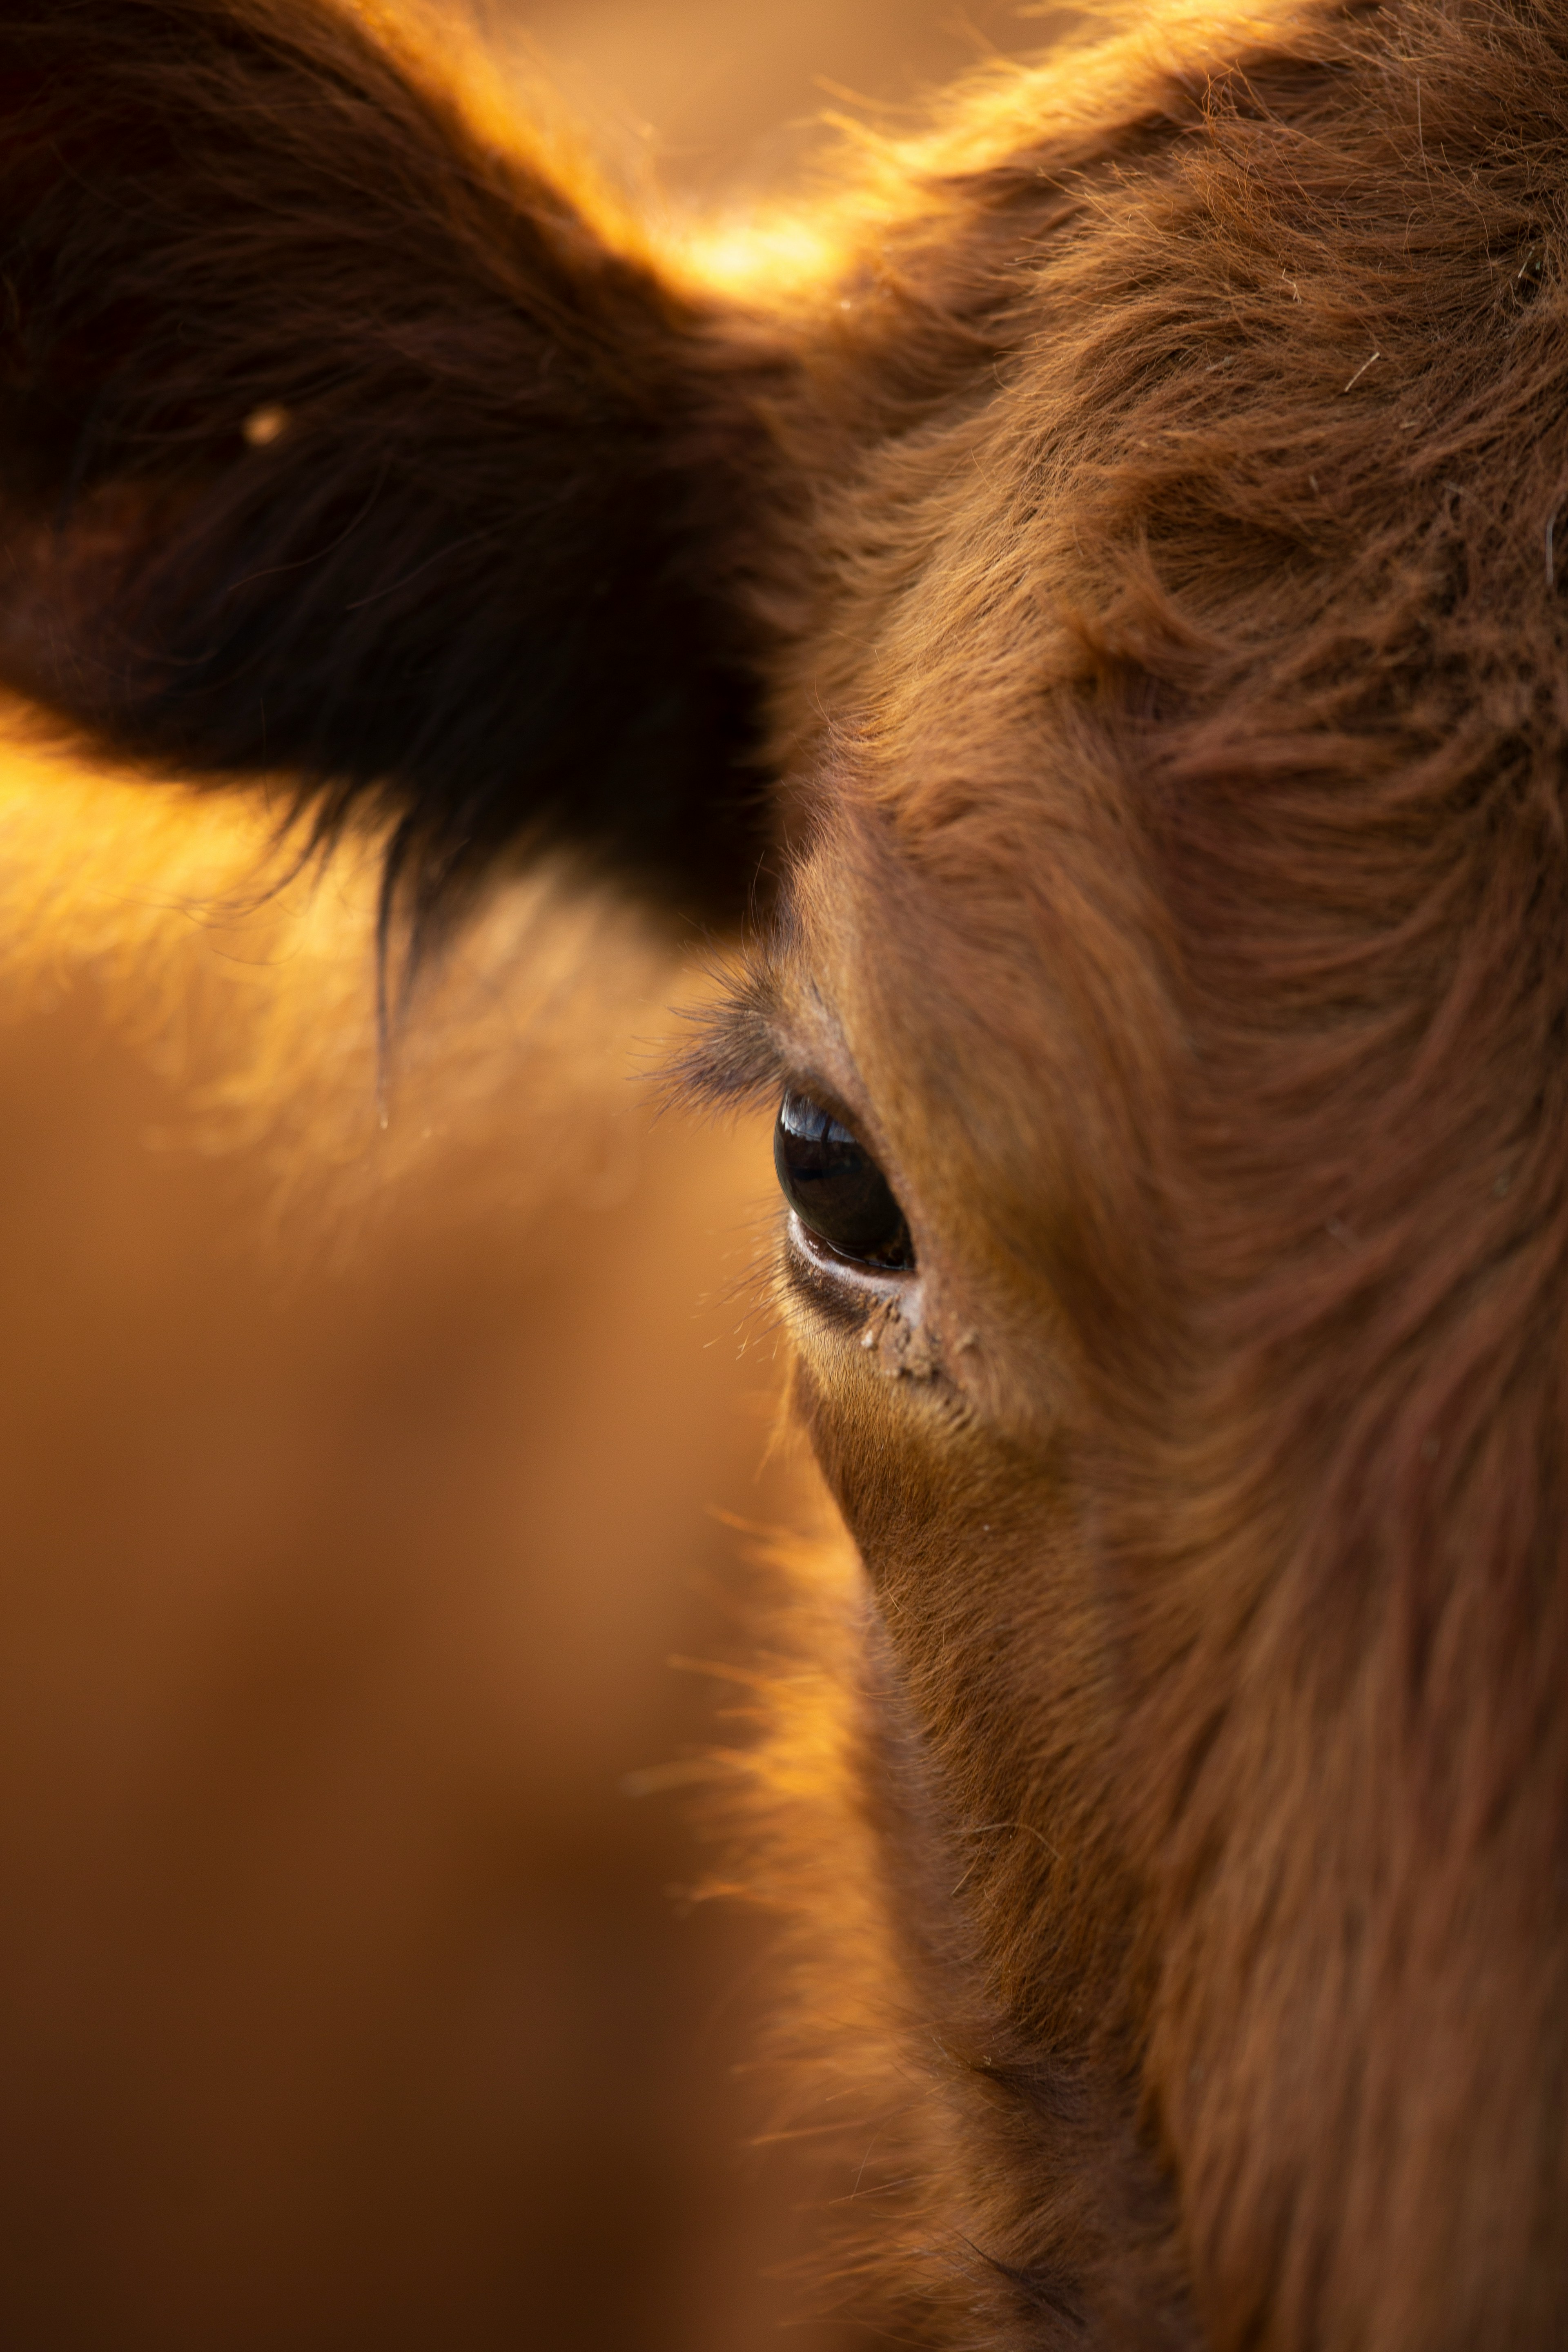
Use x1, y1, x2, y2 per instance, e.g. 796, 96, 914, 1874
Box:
773, 1089, 915, 1272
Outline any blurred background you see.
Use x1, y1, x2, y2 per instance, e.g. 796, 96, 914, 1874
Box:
0, 6, 1047, 2346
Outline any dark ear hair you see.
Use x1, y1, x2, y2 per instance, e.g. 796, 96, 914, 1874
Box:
0, 0, 795, 949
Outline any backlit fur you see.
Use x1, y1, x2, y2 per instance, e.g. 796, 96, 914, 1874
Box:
1, 0, 1565, 2343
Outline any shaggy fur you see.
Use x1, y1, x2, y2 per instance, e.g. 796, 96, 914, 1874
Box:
3, 0, 1568, 2343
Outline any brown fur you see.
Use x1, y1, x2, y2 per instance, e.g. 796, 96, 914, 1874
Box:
2, 0, 1566, 2341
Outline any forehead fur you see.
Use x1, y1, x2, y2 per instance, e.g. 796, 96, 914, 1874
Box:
770, 0, 1568, 1336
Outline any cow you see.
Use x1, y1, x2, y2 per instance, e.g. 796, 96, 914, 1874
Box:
0, 0, 1563, 2343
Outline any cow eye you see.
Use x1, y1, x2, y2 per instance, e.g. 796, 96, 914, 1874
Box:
773, 1089, 915, 1272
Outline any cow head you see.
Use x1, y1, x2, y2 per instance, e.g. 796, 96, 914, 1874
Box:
2, 0, 1565, 2342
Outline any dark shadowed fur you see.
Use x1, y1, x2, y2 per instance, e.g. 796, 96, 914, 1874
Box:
5, 0, 1568, 2345
0, 0, 798, 955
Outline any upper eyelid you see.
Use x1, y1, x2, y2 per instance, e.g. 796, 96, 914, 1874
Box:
663, 949, 874, 1153
663, 987, 864, 1149
776, 1069, 871, 1145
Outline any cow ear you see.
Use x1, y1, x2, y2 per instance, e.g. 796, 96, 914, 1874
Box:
0, 0, 794, 949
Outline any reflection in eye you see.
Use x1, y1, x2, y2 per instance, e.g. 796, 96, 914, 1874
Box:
773, 1088, 915, 1272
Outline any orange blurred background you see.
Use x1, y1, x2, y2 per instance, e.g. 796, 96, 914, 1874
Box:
0, 7, 1046, 2346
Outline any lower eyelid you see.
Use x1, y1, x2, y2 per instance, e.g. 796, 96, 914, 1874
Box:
784, 1209, 917, 1283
